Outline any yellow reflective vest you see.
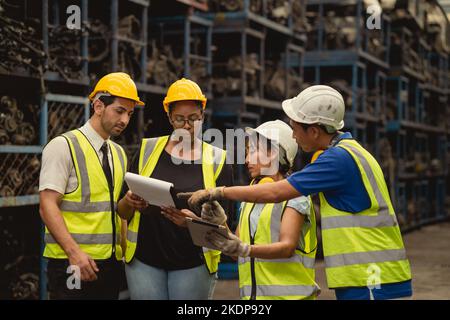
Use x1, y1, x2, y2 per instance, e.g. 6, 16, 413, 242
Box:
238, 177, 320, 300
44, 129, 127, 260
320, 139, 412, 288
125, 135, 227, 273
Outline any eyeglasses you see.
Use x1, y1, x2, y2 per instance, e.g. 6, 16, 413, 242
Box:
172, 114, 203, 128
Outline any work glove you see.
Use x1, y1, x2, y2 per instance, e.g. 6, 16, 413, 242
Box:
177, 186, 225, 215
205, 230, 251, 257
201, 201, 227, 225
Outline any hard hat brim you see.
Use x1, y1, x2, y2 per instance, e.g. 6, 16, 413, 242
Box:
135, 99, 145, 106
89, 91, 145, 106
282, 98, 305, 124
245, 127, 280, 145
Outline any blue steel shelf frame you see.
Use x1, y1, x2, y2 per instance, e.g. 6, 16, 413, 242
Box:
37, 93, 90, 300
384, 1, 449, 229
306, 0, 391, 67
203, 0, 307, 125
107, 0, 149, 149
148, 13, 214, 96
302, 0, 449, 229
0, 90, 89, 300
42, 0, 90, 85
300, 0, 391, 160
197, 0, 308, 185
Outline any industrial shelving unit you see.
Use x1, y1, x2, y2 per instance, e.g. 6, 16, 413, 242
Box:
300, 0, 449, 230
302, 0, 391, 160
383, 0, 449, 231
0, 0, 91, 208
143, 0, 215, 136
206, 0, 306, 128
86, 0, 150, 157
198, 0, 308, 184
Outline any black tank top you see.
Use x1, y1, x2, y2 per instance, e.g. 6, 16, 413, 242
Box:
135, 150, 205, 270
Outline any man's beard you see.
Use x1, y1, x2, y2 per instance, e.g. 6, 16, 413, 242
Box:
102, 119, 121, 137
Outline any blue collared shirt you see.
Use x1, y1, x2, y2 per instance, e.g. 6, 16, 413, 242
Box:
287, 132, 412, 299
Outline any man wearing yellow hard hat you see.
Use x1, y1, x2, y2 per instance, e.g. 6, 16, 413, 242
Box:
117, 78, 236, 300
39, 72, 147, 299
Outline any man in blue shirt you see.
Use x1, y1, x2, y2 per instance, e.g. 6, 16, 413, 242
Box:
181, 85, 413, 300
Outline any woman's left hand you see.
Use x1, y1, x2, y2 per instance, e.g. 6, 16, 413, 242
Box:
160, 206, 199, 227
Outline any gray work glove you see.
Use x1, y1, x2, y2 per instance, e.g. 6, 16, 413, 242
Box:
205, 230, 251, 257
201, 201, 227, 225
177, 186, 225, 214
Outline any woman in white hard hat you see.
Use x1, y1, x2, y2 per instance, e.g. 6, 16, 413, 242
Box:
167, 120, 321, 300
116, 78, 235, 300
181, 85, 413, 300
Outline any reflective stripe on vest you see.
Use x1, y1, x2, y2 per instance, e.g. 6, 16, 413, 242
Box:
240, 284, 318, 300
322, 141, 397, 231
43, 129, 127, 260
320, 139, 411, 288
125, 136, 227, 274
238, 178, 319, 300
239, 255, 316, 269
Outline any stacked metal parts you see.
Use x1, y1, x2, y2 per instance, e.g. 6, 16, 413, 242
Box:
303, 0, 449, 230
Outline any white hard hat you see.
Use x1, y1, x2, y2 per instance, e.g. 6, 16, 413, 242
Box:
282, 85, 345, 130
245, 120, 298, 168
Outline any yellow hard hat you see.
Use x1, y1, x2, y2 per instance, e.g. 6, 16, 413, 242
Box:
163, 78, 207, 113
89, 72, 144, 106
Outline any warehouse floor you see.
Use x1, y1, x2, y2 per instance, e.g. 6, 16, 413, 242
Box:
213, 222, 450, 300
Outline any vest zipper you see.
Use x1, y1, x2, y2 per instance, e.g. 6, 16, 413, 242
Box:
108, 154, 116, 258
110, 187, 116, 257
108, 151, 117, 259
248, 204, 257, 300
249, 237, 256, 300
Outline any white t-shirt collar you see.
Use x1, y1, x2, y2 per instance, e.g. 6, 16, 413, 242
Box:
79, 120, 109, 153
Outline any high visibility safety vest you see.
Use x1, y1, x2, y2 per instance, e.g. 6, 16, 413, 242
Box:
44, 129, 127, 260
238, 177, 320, 300
125, 136, 227, 273
320, 139, 412, 288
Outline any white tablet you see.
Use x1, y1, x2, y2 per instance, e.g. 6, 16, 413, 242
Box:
186, 218, 229, 250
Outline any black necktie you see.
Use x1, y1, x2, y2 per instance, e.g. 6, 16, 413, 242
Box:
101, 142, 116, 255
101, 142, 114, 191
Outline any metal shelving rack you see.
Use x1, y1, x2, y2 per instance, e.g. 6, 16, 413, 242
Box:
383, 0, 449, 230
87, 0, 150, 156
197, 0, 307, 184
302, 0, 391, 159
0, 0, 91, 209
301, 0, 449, 230
203, 0, 307, 128
145, 1, 214, 132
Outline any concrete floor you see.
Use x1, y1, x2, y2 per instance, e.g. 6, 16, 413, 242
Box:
213, 222, 450, 300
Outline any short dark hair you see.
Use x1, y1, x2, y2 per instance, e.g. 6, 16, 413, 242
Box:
168, 100, 203, 114
247, 133, 291, 177
299, 122, 336, 134
98, 95, 118, 107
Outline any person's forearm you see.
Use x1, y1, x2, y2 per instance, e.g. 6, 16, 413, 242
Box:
249, 242, 296, 259
117, 198, 135, 220
223, 180, 300, 203
39, 201, 79, 257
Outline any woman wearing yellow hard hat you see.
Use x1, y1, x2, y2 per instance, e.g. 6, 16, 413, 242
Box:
116, 78, 235, 300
